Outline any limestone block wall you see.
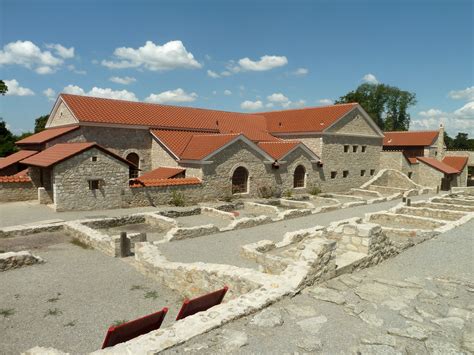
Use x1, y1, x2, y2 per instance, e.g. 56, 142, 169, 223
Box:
417, 160, 444, 188
47, 101, 77, 127
53, 148, 130, 211
123, 184, 205, 207
0, 181, 37, 202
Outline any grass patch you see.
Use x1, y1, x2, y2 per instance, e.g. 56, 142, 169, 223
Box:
70, 238, 92, 250
144, 290, 159, 300
0, 308, 15, 318
45, 308, 62, 317
64, 320, 77, 327
111, 319, 128, 327
130, 285, 146, 291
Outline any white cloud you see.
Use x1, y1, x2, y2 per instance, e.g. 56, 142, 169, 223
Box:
224, 89, 232, 96
4, 79, 35, 96
43, 88, 56, 101
109, 76, 136, 85
267, 93, 289, 103
144, 88, 197, 104
448, 86, 474, 101
454, 101, 474, 119
238, 55, 288, 71
67, 64, 86, 75
45, 43, 75, 59
292, 68, 309, 76
101, 40, 201, 71
282, 99, 306, 108
266, 103, 274, 108
240, 100, 263, 110
207, 70, 220, 78
413, 103, 474, 136
0, 40, 73, 74
63, 84, 138, 101
419, 108, 443, 117
318, 98, 333, 105
362, 73, 379, 84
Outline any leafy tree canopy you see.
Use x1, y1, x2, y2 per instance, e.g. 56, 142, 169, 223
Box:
34, 115, 49, 133
0, 119, 17, 157
335, 83, 417, 131
0, 80, 7, 95
445, 131, 474, 150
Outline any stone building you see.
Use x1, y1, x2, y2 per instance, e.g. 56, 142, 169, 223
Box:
380, 125, 469, 189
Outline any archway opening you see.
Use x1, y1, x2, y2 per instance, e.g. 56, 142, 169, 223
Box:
293, 165, 306, 188
232, 167, 249, 194
126, 153, 140, 179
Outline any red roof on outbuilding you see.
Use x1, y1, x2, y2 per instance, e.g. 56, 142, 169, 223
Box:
16, 125, 79, 145
417, 156, 459, 174
130, 177, 201, 188
0, 150, 38, 170
137, 167, 185, 181
442, 156, 468, 172
383, 131, 438, 147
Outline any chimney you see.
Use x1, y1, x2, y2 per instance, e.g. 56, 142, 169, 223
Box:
437, 123, 445, 160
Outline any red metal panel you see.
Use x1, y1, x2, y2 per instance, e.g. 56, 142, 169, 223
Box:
176, 286, 228, 321
101, 307, 168, 349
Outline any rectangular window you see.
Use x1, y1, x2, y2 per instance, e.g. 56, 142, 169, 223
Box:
353, 145, 358, 153
362, 146, 367, 153
361, 170, 366, 176
343, 170, 349, 178
89, 180, 100, 190
331, 171, 337, 179
370, 169, 375, 176
91, 156, 98, 162
344, 145, 349, 153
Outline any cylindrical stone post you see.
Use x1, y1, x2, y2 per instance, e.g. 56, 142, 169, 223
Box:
406, 198, 411, 206
402, 197, 406, 203
120, 232, 130, 257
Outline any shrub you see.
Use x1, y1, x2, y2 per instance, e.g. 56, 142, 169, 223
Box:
309, 185, 321, 195
257, 185, 274, 199
283, 189, 293, 198
170, 190, 185, 206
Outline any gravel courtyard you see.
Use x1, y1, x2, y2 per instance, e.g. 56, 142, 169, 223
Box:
0, 241, 182, 354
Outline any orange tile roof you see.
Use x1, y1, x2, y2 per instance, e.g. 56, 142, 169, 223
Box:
0, 172, 31, 183
180, 134, 240, 160
13, 168, 30, 177
257, 141, 301, 160
0, 150, 38, 170
16, 125, 79, 145
137, 167, 185, 181
130, 177, 201, 188
259, 103, 358, 133
383, 131, 438, 147
151, 129, 209, 157
417, 156, 459, 174
442, 156, 468, 172
20, 142, 135, 168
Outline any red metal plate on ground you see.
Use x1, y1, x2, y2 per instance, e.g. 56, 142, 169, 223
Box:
176, 286, 228, 321
101, 307, 168, 349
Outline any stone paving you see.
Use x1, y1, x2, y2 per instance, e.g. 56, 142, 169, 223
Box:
166, 219, 474, 354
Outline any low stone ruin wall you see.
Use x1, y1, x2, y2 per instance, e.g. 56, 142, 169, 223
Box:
64, 222, 120, 257
361, 169, 422, 190
432, 197, 474, 207
451, 186, 474, 195
123, 184, 206, 208
0, 251, 44, 271
394, 206, 467, 221
0, 223, 64, 239
366, 212, 446, 230
411, 201, 474, 212
0, 181, 37, 202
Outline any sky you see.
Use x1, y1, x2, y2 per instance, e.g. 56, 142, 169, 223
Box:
0, 0, 473, 136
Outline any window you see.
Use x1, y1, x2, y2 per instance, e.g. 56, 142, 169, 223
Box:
331, 171, 337, 179
91, 156, 98, 162
343, 170, 349, 178
408, 172, 413, 179
89, 180, 100, 190
370, 169, 375, 176
361, 170, 366, 177
353, 146, 358, 153
126, 153, 140, 179
232, 167, 249, 194
362, 146, 367, 153
293, 165, 306, 188
344, 145, 349, 153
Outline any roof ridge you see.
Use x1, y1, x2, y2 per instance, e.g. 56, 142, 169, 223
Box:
257, 102, 358, 114
385, 130, 438, 133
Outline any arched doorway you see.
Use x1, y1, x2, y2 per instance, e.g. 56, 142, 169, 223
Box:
232, 166, 249, 194
126, 153, 140, 179
293, 165, 306, 188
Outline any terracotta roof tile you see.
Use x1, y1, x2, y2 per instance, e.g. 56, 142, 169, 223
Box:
180, 134, 240, 160
257, 141, 301, 160
417, 156, 459, 174
130, 177, 201, 188
442, 156, 468, 172
16, 125, 79, 145
151, 129, 209, 157
20, 142, 135, 168
0, 150, 38, 170
383, 131, 439, 147
136, 167, 185, 181
0, 175, 31, 183
259, 103, 358, 133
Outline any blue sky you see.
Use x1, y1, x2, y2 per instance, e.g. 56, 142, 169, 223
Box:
1, 0, 473, 135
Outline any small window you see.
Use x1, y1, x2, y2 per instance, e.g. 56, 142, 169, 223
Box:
408, 172, 413, 179
353, 146, 358, 153
344, 145, 349, 153
343, 170, 349, 178
89, 180, 100, 190
362, 146, 367, 153
331, 171, 337, 179
361, 170, 366, 177
91, 156, 98, 162
370, 169, 375, 176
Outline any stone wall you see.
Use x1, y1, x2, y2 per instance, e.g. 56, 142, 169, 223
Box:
0, 251, 44, 271
47, 101, 77, 127
417, 160, 444, 188
361, 169, 422, 190
0, 181, 37, 202
123, 183, 205, 207
53, 147, 130, 211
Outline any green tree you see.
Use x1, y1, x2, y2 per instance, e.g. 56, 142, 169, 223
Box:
335, 83, 417, 131
34, 115, 49, 133
452, 133, 470, 150
444, 132, 454, 149
0, 80, 7, 95
0, 119, 17, 157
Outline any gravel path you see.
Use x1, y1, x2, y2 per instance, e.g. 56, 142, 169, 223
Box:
158, 194, 437, 268
167, 218, 474, 354
0, 242, 182, 354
